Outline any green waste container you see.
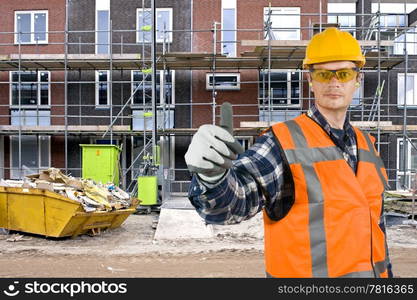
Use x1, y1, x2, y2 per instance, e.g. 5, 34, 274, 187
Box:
80, 144, 121, 185
137, 176, 158, 205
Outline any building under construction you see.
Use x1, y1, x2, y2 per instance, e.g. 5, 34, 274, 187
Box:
1, 0, 417, 205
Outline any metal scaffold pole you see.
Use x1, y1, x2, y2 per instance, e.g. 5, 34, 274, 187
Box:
266, 4, 272, 125
65, 0, 69, 174
18, 31, 22, 178
110, 19, 113, 144
212, 21, 218, 125
142, 0, 146, 163
151, 0, 157, 164
377, 0, 381, 154
402, 0, 409, 188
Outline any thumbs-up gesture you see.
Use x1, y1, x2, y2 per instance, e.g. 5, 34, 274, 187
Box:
185, 102, 244, 182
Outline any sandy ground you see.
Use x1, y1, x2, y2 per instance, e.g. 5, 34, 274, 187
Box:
0, 213, 416, 278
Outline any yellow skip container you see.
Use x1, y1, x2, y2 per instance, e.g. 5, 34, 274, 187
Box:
0, 187, 136, 238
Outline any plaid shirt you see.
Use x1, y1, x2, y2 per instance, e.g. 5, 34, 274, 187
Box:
188, 105, 358, 225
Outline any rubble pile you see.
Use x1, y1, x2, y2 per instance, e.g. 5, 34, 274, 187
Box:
385, 190, 417, 216
0, 168, 139, 212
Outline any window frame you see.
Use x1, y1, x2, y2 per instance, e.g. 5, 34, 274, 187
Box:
136, 8, 173, 43
9, 71, 51, 108
327, 3, 356, 37
131, 70, 175, 107
206, 73, 240, 91
394, 27, 417, 55
221, 0, 237, 57
396, 137, 417, 189
95, 70, 110, 107
90, 137, 121, 145
350, 74, 364, 108
259, 69, 301, 108
263, 7, 300, 40
14, 10, 49, 44
130, 135, 175, 181
95, 8, 110, 54
236, 136, 253, 152
9, 135, 51, 179
397, 73, 417, 107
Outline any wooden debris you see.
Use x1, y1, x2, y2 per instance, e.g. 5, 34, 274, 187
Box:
2, 167, 138, 213
6, 234, 32, 242
385, 200, 416, 216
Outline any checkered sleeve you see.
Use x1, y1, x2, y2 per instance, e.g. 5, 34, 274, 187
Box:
188, 131, 285, 225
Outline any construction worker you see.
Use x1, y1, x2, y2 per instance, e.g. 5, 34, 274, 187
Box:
185, 27, 392, 278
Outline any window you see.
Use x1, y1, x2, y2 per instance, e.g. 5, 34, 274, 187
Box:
258, 70, 300, 122
91, 138, 120, 146
10, 71, 50, 107
131, 70, 175, 130
132, 109, 174, 130
259, 110, 300, 123
131, 136, 147, 180
398, 73, 417, 107
380, 14, 406, 28
10, 135, 50, 179
370, 3, 417, 41
397, 138, 417, 189
327, 3, 356, 36
351, 75, 364, 108
131, 70, 174, 105
259, 70, 300, 107
15, 10, 48, 44
371, 3, 416, 26
222, 0, 236, 57
206, 73, 240, 90
96, 70, 109, 106
264, 7, 300, 40
131, 136, 174, 181
96, 0, 110, 54
394, 27, 417, 55
137, 8, 173, 43
237, 137, 253, 152
11, 110, 51, 126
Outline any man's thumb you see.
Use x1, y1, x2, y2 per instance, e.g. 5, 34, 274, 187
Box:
220, 102, 234, 135
220, 102, 244, 155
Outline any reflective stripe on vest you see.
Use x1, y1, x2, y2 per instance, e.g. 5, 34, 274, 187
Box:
359, 133, 390, 190
285, 119, 334, 277
265, 114, 389, 278
266, 270, 375, 278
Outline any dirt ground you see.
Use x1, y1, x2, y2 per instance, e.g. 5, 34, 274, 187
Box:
0, 213, 416, 278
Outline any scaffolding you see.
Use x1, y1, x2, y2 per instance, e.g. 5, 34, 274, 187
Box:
1, 0, 417, 202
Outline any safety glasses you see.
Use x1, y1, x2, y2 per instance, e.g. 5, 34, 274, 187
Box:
309, 68, 359, 83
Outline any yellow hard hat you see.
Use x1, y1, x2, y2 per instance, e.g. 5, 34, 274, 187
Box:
303, 27, 366, 68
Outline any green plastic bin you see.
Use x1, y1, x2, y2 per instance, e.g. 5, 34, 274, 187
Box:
137, 176, 158, 205
80, 144, 121, 185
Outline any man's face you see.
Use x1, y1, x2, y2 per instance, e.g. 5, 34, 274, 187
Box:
308, 61, 360, 112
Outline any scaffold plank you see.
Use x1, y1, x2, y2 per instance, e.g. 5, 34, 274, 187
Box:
241, 40, 395, 48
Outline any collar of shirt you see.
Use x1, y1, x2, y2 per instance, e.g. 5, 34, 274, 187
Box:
306, 105, 357, 171
307, 104, 353, 136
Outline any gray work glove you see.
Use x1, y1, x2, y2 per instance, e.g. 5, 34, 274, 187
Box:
185, 102, 244, 183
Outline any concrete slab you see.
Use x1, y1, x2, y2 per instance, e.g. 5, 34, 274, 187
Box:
213, 213, 264, 240
154, 208, 214, 240
156, 196, 264, 241
161, 197, 195, 210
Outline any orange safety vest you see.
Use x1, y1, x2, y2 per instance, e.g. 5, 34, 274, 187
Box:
264, 114, 390, 278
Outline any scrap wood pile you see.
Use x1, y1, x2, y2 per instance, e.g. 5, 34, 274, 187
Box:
0, 168, 139, 212
384, 190, 416, 216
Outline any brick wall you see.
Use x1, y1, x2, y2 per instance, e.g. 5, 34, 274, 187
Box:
0, 0, 65, 55
0, 0, 66, 127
